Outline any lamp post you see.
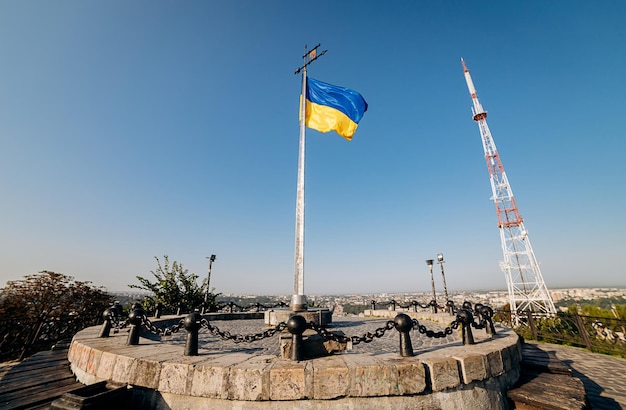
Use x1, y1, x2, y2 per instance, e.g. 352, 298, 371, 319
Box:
437, 253, 450, 313
203, 255, 216, 314
426, 259, 437, 313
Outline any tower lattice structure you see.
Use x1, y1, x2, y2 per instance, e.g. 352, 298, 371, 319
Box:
461, 59, 556, 324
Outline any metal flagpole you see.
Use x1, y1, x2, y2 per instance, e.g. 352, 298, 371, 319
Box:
291, 44, 326, 311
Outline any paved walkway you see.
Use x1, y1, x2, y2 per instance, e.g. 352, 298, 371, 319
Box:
0, 348, 82, 409
528, 342, 626, 409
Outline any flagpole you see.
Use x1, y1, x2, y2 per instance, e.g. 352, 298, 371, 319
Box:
292, 44, 326, 312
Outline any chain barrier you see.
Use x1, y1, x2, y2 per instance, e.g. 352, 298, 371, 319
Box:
111, 300, 495, 358
308, 316, 460, 349
140, 315, 185, 336
370, 299, 451, 312
470, 319, 487, 330
199, 318, 287, 343
308, 320, 396, 345
110, 315, 129, 333
214, 301, 289, 313
411, 318, 459, 338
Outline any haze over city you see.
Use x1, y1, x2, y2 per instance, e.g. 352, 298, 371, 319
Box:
1, 1, 625, 295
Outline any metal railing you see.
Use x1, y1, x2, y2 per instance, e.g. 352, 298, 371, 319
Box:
0, 314, 102, 362
494, 310, 626, 357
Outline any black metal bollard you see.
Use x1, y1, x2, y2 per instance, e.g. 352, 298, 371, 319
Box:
371, 300, 376, 311
457, 308, 475, 345
287, 315, 307, 361
112, 301, 123, 318
446, 300, 455, 315
480, 306, 496, 336
394, 314, 414, 357
412, 300, 418, 313
183, 310, 202, 356
473, 303, 484, 318
126, 306, 145, 345
154, 302, 164, 319
430, 299, 438, 314
176, 302, 184, 316
390, 300, 397, 311
98, 308, 113, 338
228, 301, 235, 313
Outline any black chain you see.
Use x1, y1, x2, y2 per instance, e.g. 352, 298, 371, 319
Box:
308, 320, 396, 345
199, 318, 287, 343
471, 319, 487, 330
216, 301, 289, 312
111, 317, 129, 333
140, 316, 184, 336
411, 318, 459, 338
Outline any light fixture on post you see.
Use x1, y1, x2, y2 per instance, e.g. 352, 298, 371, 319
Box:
203, 255, 217, 314
437, 253, 450, 313
426, 259, 437, 313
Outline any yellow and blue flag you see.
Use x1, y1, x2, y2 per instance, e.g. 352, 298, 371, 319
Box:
304, 77, 368, 141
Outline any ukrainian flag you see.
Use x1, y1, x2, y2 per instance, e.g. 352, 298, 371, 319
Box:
304, 77, 368, 141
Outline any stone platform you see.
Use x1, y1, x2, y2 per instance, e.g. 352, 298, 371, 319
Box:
68, 314, 522, 409
264, 307, 332, 327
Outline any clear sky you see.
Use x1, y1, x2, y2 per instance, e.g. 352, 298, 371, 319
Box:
1, 1, 625, 296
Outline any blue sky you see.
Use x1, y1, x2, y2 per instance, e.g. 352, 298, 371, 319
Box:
1, 1, 624, 295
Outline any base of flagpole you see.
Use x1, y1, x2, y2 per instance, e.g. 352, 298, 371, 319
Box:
290, 294, 308, 312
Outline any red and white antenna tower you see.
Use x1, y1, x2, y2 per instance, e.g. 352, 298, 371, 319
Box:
461, 59, 556, 325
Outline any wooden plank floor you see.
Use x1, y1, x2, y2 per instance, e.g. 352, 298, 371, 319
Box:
508, 343, 588, 409
0, 349, 83, 410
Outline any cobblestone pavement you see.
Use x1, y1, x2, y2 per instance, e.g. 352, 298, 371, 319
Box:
529, 342, 626, 410
160, 315, 462, 357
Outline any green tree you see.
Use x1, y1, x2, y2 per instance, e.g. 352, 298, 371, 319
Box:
129, 256, 218, 313
0, 271, 112, 360
0, 271, 111, 320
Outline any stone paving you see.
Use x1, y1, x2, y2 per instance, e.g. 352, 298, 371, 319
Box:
159, 315, 462, 357
529, 342, 626, 410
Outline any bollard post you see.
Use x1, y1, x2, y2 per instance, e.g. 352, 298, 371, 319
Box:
446, 300, 455, 315
112, 301, 123, 318
394, 314, 414, 357
228, 301, 235, 313
98, 308, 113, 338
371, 300, 376, 312
412, 300, 418, 313
473, 303, 484, 317
391, 300, 397, 311
457, 308, 475, 345
287, 315, 307, 361
126, 306, 145, 345
480, 306, 496, 336
155, 302, 164, 319
430, 299, 438, 314
183, 310, 202, 356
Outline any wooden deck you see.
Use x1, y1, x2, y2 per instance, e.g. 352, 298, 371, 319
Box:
507, 342, 588, 409
0, 349, 83, 410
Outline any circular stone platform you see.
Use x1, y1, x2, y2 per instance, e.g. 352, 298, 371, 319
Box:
264, 307, 332, 326
68, 314, 521, 409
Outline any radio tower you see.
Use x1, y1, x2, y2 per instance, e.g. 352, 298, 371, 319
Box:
461, 59, 556, 325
